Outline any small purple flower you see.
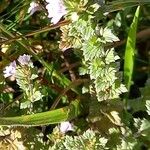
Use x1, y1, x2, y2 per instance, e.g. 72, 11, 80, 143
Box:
3, 61, 16, 78
46, 0, 67, 24
18, 54, 31, 65
59, 121, 74, 133
28, 1, 42, 15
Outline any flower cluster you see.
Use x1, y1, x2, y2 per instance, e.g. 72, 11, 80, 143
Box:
3, 61, 16, 78
3, 54, 32, 78
18, 54, 31, 66
46, 0, 67, 24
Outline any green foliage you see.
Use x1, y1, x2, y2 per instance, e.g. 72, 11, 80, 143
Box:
0, 0, 150, 149
61, 1, 127, 101
16, 60, 43, 111
49, 81, 150, 149
49, 129, 108, 150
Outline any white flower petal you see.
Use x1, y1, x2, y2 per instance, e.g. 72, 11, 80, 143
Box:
18, 54, 31, 65
59, 121, 74, 133
46, 0, 67, 24
28, 2, 41, 15
3, 61, 16, 78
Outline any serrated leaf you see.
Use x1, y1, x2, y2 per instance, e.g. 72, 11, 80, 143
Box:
20, 100, 31, 109
109, 111, 123, 126
31, 89, 43, 102
139, 119, 150, 136
82, 36, 103, 61
30, 74, 38, 80
146, 100, 150, 115
100, 27, 119, 43
105, 48, 120, 64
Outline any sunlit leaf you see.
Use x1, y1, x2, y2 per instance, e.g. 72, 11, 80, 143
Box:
123, 6, 140, 90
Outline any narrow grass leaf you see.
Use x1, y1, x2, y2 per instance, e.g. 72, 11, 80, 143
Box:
104, 0, 149, 13
0, 99, 82, 126
124, 6, 140, 90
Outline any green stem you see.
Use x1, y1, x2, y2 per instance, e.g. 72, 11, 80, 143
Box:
0, 20, 70, 45
0, 99, 83, 126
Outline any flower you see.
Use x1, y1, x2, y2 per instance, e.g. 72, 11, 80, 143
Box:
28, 1, 42, 15
3, 61, 16, 78
3, 54, 32, 78
46, 0, 67, 24
18, 54, 31, 65
59, 121, 74, 133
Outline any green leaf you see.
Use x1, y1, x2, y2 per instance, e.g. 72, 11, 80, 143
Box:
105, 49, 120, 64
100, 27, 119, 43
0, 99, 82, 126
146, 100, 150, 115
20, 100, 31, 109
104, 0, 150, 13
31, 89, 43, 102
50, 129, 108, 150
82, 36, 103, 61
127, 85, 150, 113
123, 6, 140, 91
139, 119, 150, 136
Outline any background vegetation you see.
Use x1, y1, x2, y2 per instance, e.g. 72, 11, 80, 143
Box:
0, 0, 150, 149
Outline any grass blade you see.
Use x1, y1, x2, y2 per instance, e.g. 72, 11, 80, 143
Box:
104, 0, 149, 13
124, 6, 140, 91
0, 99, 82, 126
